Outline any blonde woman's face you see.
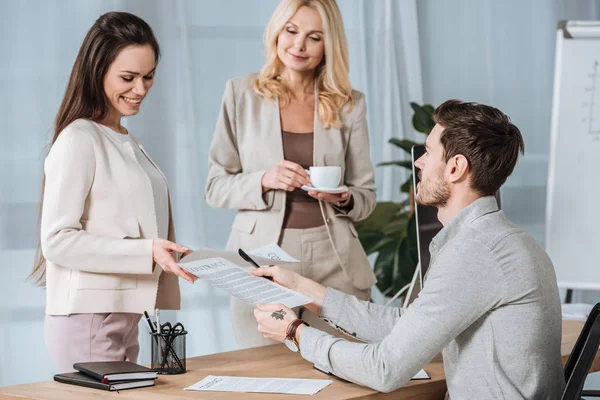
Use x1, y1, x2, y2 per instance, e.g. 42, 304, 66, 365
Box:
277, 6, 325, 74
103, 44, 156, 118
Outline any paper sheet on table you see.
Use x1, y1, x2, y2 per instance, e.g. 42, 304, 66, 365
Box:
179, 250, 311, 308
412, 369, 430, 380
184, 375, 333, 395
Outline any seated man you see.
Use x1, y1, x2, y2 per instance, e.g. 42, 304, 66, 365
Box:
252, 100, 565, 399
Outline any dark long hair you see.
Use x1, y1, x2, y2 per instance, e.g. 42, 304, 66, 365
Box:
30, 11, 160, 285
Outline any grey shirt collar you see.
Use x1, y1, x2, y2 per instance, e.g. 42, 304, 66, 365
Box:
429, 195, 500, 254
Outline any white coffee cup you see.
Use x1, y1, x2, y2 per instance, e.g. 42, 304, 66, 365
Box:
307, 166, 341, 189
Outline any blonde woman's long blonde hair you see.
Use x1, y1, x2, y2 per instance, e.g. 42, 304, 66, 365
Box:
254, 0, 353, 129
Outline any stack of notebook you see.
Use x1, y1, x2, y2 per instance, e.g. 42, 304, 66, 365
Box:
54, 361, 157, 391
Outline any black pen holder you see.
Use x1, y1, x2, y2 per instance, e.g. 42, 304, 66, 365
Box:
150, 330, 187, 374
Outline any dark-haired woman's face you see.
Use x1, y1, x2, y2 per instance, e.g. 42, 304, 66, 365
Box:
103, 44, 156, 118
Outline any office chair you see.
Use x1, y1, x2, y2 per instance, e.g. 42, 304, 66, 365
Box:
562, 302, 600, 400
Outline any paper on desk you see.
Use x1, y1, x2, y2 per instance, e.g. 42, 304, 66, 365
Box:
179, 250, 311, 308
412, 369, 430, 380
184, 375, 333, 395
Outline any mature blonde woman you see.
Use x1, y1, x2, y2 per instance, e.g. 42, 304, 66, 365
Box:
205, 0, 377, 349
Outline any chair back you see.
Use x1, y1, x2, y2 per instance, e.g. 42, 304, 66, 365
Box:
562, 303, 600, 400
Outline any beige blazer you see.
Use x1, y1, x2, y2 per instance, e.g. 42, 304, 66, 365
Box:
41, 119, 180, 315
205, 74, 377, 290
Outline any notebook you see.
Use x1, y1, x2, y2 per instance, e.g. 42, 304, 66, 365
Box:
54, 372, 155, 391
73, 361, 157, 382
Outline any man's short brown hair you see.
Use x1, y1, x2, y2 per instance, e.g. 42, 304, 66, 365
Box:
433, 100, 525, 196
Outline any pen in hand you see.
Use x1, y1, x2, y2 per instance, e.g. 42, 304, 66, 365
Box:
238, 249, 273, 281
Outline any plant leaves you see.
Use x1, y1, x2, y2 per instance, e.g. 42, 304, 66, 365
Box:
388, 138, 419, 154
404, 212, 419, 265
393, 238, 417, 294
422, 104, 435, 118
353, 202, 406, 232
368, 210, 420, 296
356, 230, 383, 254
410, 102, 435, 134
357, 230, 392, 255
380, 218, 409, 239
392, 238, 404, 284
374, 240, 397, 294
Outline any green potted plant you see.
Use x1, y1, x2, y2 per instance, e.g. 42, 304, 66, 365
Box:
354, 102, 436, 301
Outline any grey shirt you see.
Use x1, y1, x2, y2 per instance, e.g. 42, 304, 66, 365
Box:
299, 196, 565, 399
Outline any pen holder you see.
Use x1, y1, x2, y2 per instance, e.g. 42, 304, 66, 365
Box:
150, 330, 187, 374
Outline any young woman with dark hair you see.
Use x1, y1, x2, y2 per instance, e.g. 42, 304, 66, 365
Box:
31, 11, 195, 372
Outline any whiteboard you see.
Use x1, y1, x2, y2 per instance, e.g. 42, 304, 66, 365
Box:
546, 21, 600, 290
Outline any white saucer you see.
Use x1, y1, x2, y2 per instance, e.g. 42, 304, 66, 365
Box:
301, 185, 349, 194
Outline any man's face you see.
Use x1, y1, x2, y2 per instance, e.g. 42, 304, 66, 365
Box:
414, 124, 451, 207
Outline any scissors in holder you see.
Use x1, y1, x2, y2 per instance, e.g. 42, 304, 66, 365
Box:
158, 322, 186, 372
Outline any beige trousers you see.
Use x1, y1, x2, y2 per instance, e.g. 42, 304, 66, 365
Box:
44, 313, 141, 373
231, 225, 371, 349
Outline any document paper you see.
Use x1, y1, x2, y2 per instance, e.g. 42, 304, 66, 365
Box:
185, 375, 333, 395
179, 251, 312, 308
248, 243, 300, 262
413, 369, 430, 379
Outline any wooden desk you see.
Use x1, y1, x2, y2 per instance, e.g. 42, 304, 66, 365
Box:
1, 320, 598, 400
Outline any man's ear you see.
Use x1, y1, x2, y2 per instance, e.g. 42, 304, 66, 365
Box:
447, 155, 469, 183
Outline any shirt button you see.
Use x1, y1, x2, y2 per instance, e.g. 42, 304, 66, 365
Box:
326, 217, 332, 224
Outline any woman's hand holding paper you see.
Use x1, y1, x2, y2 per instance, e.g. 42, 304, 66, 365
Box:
153, 238, 197, 283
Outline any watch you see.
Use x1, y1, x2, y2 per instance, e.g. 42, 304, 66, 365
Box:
284, 319, 309, 353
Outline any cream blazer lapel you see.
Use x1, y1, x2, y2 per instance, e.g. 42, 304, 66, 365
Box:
133, 138, 168, 184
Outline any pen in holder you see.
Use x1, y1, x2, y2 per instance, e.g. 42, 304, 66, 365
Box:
150, 322, 187, 374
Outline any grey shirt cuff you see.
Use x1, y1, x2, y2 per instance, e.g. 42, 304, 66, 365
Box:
299, 326, 336, 374
319, 287, 348, 323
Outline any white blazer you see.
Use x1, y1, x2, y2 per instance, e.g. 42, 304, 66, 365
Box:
41, 119, 180, 315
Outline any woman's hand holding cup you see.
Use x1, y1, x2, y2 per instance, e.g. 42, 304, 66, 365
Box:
261, 160, 310, 192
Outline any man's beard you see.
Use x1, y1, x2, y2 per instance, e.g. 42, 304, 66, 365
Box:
416, 169, 450, 208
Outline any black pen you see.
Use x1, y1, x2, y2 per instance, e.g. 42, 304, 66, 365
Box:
143, 311, 160, 352
238, 249, 273, 281
143, 311, 157, 334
